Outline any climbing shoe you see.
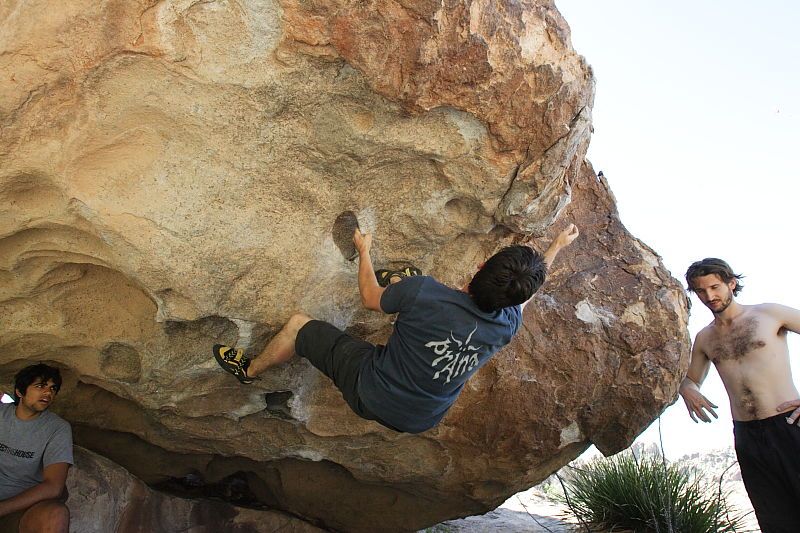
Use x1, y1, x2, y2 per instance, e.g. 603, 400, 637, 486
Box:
213, 344, 255, 384
375, 269, 394, 287
375, 266, 422, 287
397, 266, 422, 278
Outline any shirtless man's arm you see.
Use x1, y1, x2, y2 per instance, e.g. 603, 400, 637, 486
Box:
679, 330, 719, 423
760, 303, 800, 423
759, 303, 800, 334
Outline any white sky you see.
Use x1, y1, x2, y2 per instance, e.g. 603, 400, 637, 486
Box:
555, 0, 800, 458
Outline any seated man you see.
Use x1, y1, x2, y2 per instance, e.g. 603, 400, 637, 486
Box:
215, 224, 579, 433
0, 364, 72, 533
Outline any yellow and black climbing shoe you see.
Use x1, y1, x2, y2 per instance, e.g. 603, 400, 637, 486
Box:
375, 266, 422, 287
397, 266, 422, 278
375, 269, 394, 287
213, 344, 255, 384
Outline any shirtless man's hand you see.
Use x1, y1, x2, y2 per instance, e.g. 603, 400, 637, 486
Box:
776, 399, 800, 425
679, 378, 718, 423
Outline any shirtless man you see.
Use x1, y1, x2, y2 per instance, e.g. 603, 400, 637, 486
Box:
679, 258, 800, 532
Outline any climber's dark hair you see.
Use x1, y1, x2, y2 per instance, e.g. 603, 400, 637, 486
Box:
468, 245, 547, 312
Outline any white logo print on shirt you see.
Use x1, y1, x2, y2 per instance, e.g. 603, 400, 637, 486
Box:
425, 325, 484, 384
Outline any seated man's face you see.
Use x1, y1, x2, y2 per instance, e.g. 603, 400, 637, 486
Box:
16, 378, 59, 414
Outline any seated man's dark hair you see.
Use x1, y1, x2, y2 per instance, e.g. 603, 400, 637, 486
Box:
13, 363, 63, 405
685, 258, 744, 296
468, 245, 547, 312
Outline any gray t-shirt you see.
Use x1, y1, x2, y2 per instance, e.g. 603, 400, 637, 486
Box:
0, 403, 73, 500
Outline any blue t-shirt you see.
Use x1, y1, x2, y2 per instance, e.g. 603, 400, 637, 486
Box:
357, 276, 522, 433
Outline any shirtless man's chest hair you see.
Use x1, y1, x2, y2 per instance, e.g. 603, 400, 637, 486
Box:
694, 304, 798, 421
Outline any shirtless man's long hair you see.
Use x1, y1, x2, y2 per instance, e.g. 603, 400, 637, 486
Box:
686, 257, 744, 296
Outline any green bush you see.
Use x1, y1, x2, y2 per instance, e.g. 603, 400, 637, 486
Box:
559, 451, 745, 533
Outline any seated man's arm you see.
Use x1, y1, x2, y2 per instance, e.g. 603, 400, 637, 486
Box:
0, 462, 69, 517
520, 224, 579, 312
354, 229, 385, 312
678, 335, 718, 423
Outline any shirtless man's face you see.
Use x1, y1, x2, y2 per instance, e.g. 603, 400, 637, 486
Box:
690, 273, 736, 314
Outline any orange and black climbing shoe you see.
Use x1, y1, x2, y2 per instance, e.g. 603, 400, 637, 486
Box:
375, 266, 422, 287
213, 344, 255, 384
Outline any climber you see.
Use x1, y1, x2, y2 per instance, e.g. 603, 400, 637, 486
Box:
0, 364, 72, 533
679, 258, 800, 532
214, 223, 579, 433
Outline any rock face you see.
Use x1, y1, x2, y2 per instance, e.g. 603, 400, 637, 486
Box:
0, 0, 689, 531
67, 446, 324, 533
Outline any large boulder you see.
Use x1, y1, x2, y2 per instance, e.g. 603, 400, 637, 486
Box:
0, 0, 689, 530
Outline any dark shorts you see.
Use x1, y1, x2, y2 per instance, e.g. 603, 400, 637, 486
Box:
295, 320, 399, 431
734, 411, 800, 533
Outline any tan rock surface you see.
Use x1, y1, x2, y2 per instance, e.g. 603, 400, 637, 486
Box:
0, 0, 689, 531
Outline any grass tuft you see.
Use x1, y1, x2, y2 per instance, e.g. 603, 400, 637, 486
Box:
559, 451, 746, 532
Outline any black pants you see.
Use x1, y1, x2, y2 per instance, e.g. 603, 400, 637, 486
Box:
295, 320, 400, 431
734, 412, 800, 532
